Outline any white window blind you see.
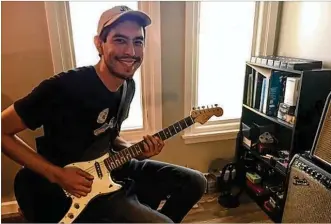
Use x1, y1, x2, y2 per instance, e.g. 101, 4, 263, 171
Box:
197, 2, 256, 121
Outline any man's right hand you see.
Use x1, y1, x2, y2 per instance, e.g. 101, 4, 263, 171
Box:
54, 167, 94, 198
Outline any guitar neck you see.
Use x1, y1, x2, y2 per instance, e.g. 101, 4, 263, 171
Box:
103, 116, 195, 171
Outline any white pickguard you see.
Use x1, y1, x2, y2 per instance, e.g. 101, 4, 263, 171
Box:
58, 153, 122, 224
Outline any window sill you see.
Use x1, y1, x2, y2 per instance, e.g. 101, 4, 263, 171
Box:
181, 129, 239, 144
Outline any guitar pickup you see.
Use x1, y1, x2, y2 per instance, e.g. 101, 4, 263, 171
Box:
94, 162, 103, 178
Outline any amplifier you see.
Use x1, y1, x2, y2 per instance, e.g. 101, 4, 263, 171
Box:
282, 154, 331, 223
311, 91, 331, 168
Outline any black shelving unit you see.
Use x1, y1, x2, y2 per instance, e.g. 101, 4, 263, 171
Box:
235, 61, 331, 222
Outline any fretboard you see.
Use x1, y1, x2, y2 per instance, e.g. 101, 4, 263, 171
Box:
103, 116, 195, 171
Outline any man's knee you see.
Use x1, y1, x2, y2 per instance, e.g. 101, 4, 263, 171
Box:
188, 170, 207, 196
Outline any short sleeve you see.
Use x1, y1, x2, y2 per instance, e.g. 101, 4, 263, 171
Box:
14, 74, 63, 130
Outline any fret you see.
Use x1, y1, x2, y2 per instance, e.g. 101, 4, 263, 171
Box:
183, 118, 188, 126
153, 132, 162, 140
131, 145, 137, 156
169, 125, 177, 135
185, 116, 194, 126
179, 119, 187, 130
123, 148, 132, 160
104, 159, 111, 171
164, 128, 172, 139
189, 116, 194, 124
158, 130, 166, 140
119, 151, 126, 164
113, 154, 121, 167
174, 122, 182, 132
138, 142, 144, 154
128, 146, 135, 157
108, 157, 116, 170
135, 144, 143, 155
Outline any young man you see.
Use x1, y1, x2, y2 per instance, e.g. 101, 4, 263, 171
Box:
1, 5, 207, 223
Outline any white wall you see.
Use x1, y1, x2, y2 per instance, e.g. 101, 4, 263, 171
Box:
277, 2, 331, 68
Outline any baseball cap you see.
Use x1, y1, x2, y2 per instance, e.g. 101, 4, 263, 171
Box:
97, 5, 152, 36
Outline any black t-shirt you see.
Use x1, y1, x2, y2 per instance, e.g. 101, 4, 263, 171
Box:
14, 66, 126, 166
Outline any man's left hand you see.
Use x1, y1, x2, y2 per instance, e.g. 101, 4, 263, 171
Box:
141, 135, 165, 159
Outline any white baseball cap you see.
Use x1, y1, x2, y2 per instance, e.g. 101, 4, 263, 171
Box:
97, 5, 151, 36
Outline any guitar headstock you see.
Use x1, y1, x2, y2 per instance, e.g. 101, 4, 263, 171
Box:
190, 104, 224, 124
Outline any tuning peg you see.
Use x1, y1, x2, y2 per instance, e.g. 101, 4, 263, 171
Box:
197, 106, 200, 110
214, 104, 218, 107
207, 105, 209, 109
202, 106, 205, 109
192, 107, 195, 110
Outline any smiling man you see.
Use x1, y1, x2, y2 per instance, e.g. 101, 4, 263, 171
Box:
1, 5, 207, 223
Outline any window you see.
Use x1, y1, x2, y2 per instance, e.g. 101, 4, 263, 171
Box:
44, 1, 162, 142
183, 2, 281, 144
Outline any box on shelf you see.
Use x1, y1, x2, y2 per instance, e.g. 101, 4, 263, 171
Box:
277, 103, 296, 124
246, 172, 261, 184
250, 55, 323, 71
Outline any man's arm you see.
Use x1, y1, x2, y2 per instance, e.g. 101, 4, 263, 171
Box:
2, 73, 94, 197
2, 105, 94, 197
1, 105, 62, 183
112, 135, 132, 150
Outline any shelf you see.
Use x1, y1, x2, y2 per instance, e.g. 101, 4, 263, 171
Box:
242, 143, 287, 177
243, 104, 294, 130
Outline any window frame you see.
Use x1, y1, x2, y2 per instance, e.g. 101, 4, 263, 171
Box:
182, 1, 281, 144
44, 1, 162, 143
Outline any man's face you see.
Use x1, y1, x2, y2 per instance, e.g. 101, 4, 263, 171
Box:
100, 20, 145, 80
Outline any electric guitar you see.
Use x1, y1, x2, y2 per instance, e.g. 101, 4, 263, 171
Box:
20, 105, 223, 224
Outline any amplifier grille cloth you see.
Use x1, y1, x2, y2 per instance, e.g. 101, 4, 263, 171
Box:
314, 101, 331, 165
282, 166, 331, 223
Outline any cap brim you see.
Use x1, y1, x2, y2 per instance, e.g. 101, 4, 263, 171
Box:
103, 10, 151, 32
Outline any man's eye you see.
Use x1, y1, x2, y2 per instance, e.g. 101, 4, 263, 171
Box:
114, 39, 125, 44
135, 40, 144, 46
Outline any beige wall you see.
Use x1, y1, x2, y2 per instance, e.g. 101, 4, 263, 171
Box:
277, 2, 331, 68
1, 1, 54, 203
1, 1, 235, 203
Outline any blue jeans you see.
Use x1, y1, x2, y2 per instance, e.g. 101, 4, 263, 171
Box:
77, 159, 207, 223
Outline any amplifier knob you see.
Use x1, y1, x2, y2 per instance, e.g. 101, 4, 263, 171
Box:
321, 176, 328, 184
315, 173, 322, 179
326, 179, 331, 189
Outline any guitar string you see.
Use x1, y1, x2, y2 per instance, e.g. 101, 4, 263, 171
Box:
79, 122, 188, 173
83, 155, 132, 173
81, 121, 185, 172
82, 146, 143, 173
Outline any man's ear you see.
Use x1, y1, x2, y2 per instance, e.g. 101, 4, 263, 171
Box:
94, 35, 103, 56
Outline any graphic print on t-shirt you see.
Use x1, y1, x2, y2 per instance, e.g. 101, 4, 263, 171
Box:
97, 108, 109, 124
93, 107, 117, 136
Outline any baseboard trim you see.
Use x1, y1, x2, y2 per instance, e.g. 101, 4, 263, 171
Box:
1, 200, 19, 215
